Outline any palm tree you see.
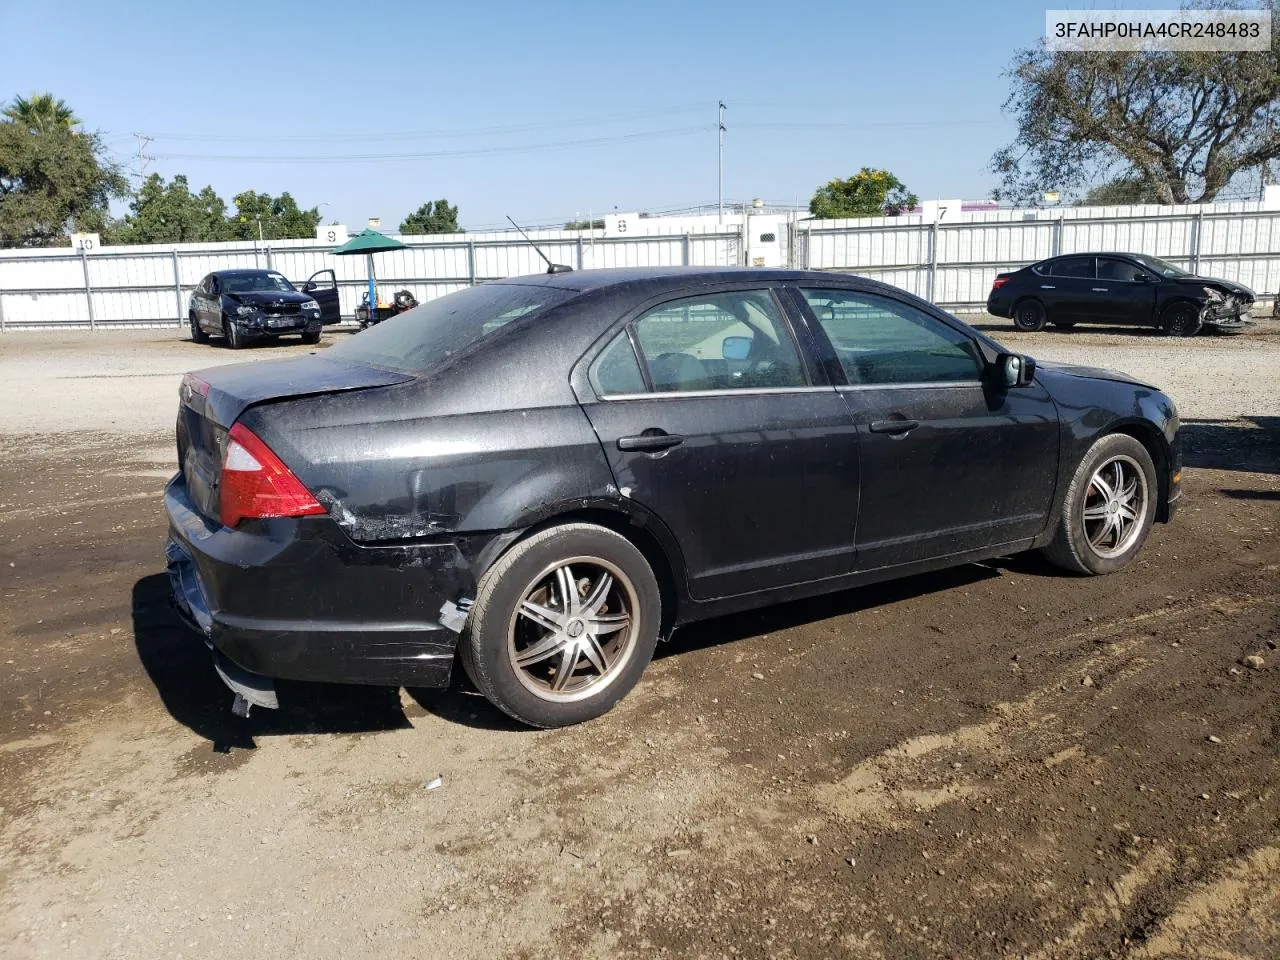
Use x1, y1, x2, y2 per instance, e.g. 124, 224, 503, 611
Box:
3, 93, 79, 132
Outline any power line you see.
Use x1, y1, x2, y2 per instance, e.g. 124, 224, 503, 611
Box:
151, 126, 709, 163
137, 106, 705, 144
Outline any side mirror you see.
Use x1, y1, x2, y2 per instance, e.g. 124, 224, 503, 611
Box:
996, 352, 1036, 388
303, 281, 316, 292
1133, 273, 1149, 283
722, 335, 751, 361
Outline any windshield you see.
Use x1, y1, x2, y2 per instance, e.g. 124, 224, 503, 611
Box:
1129, 254, 1190, 278
326, 282, 574, 374
221, 272, 296, 293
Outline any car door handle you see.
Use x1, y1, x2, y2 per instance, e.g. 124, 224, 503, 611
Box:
617, 432, 685, 452
1092, 287, 1108, 292
869, 419, 919, 435
1039, 285, 1056, 289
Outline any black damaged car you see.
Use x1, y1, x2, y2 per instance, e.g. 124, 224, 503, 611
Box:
189, 268, 342, 348
166, 267, 1181, 728
987, 252, 1255, 335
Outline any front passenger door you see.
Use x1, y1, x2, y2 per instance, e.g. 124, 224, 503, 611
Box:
795, 287, 1060, 570
304, 269, 342, 324
575, 286, 860, 600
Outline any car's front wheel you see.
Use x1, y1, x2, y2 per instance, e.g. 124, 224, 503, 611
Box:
222, 315, 244, 350
1014, 299, 1047, 331
1042, 433, 1157, 575
301, 330, 321, 345
1160, 301, 1203, 337
461, 523, 661, 728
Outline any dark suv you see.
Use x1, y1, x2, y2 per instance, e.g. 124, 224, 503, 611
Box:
189, 269, 342, 348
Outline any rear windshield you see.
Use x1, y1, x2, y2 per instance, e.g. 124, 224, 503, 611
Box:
325, 282, 573, 374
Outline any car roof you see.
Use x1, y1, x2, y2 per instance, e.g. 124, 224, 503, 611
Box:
1039, 252, 1142, 262
493, 265, 868, 293
210, 268, 280, 277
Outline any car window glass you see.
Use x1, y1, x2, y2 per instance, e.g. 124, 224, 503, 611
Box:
326, 282, 574, 375
1051, 257, 1095, 279
221, 272, 296, 294
591, 332, 647, 395
1097, 258, 1145, 282
800, 289, 984, 386
631, 290, 806, 393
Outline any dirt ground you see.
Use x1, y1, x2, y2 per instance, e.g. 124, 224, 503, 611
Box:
1, 322, 1278, 960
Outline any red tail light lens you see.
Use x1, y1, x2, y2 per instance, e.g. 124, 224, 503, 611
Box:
219, 423, 326, 528
991, 277, 1009, 290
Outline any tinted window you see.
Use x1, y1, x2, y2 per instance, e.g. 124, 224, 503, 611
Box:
326, 283, 573, 374
591, 332, 647, 395
1051, 257, 1095, 279
1130, 253, 1190, 277
801, 289, 983, 386
1097, 258, 1146, 282
631, 290, 806, 392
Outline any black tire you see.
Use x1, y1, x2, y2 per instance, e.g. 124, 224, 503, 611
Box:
1160, 301, 1203, 337
301, 330, 321, 345
222, 315, 243, 350
1041, 433, 1158, 576
190, 313, 208, 344
1050, 319, 1077, 330
1013, 299, 1048, 332
460, 522, 661, 728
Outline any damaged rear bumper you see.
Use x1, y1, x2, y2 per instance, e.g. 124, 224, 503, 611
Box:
164, 475, 476, 701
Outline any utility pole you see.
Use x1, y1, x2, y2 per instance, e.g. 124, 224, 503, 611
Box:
717, 101, 726, 225
131, 133, 154, 182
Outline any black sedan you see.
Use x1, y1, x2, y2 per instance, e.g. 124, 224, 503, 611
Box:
165, 267, 1181, 728
987, 253, 1255, 335
188, 268, 342, 348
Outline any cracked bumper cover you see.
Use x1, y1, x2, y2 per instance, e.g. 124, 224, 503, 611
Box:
164, 474, 475, 690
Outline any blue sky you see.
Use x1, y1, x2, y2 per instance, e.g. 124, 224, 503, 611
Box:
0, 0, 1188, 231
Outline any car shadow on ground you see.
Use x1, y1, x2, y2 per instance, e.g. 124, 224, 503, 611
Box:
132, 574, 415, 752
1182, 416, 1280, 475
967, 321, 1160, 338
657, 561, 1008, 662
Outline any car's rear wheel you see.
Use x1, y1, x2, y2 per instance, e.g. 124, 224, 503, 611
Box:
1160, 301, 1203, 337
1041, 434, 1157, 575
1014, 299, 1047, 331
190, 313, 208, 343
222, 315, 243, 350
460, 523, 661, 728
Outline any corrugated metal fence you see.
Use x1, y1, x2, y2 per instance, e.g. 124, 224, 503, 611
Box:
2, 200, 1278, 330
0, 228, 742, 330
798, 200, 1280, 310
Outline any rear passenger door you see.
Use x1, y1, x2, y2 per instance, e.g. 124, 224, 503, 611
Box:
574, 285, 861, 600
1044, 256, 1099, 322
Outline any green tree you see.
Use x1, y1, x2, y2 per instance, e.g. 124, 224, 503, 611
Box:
399, 199, 460, 234
809, 168, 919, 219
992, 0, 1280, 204
1080, 176, 1164, 206
2, 92, 79, 132
0, 114, 127, 247
109, 174, 232, 244
228, 190, 321, 241
563, 218, 604, 230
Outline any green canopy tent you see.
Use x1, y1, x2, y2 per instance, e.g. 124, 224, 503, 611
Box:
330, 228, 408, 323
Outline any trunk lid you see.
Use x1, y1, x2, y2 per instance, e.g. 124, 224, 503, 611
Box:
176, 355, 414, 521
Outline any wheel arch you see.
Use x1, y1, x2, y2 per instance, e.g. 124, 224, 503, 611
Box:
1108, 419, 1172, 522
474, 504, 687, 639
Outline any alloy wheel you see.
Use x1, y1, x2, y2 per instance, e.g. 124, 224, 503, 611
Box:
506, 556, 640, 703
1081, 454, 1148, 559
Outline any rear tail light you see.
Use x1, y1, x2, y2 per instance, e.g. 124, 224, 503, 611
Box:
991, 276, 1009, 290
219, 423, 326, 527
